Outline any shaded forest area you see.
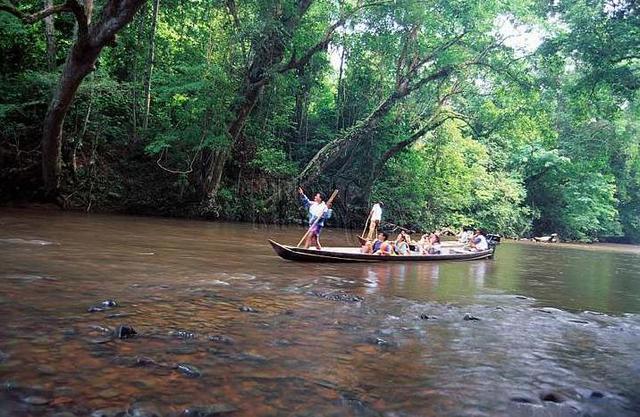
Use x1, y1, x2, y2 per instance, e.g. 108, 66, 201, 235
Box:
1, 0, 638, 242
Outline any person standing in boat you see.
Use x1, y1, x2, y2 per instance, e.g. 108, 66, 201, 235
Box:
298, 187, 333, 250
365, 202, 384, 241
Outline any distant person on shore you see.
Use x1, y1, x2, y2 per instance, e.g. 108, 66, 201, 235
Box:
298, 187, 333, 250
362, 232, 388, 254
365, 202, 384, 241
468, 228, 488, 251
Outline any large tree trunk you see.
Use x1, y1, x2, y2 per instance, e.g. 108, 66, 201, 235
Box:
142, 0, 159, 130
44, 0, 56, 70
42, 43, 99, 198
38, 0, 147, 198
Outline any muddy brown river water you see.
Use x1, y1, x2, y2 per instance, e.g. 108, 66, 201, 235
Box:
0, 209, 639, 417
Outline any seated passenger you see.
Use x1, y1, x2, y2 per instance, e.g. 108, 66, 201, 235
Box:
458, 226, 473, 244
362, 232, 388, 254
374, 240, 394, 256
427, 233, 442, 254
468, 228, 489, 251
395, 233, 410, 255
416, 233, 430, 254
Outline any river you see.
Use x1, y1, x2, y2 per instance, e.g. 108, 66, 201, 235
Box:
0, 209, 639, 417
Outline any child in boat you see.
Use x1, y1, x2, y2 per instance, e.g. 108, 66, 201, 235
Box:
395, 233, 410, 255
361, 232, 388, 254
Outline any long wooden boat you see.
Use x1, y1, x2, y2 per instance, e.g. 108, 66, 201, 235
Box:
269, 240, 494, 263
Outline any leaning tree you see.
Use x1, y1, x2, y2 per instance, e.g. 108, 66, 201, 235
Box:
0, 0, 147, 200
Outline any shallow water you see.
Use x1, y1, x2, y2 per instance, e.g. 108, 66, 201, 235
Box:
0, 209, 639, 417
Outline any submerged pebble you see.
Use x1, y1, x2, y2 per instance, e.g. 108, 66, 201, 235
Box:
169, 330, 198, 339
114, 325, 137, 339
91, 408, 126, 417
307, 290, 364, 303
181, 404, 238, 416
540, 391, 567, 403
176, 363, 201, 378
208, 335, 235, 345
21, 395, 50, 405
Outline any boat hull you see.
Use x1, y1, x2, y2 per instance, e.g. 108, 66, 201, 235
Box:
269, 240, 493, 263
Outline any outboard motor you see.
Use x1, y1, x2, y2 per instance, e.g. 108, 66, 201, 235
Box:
486, 234, 501, 257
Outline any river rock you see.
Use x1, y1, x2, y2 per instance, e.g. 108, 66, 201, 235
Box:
239, 306, 258, 313
127, 402, 163, 417
176, 363, 201, 378
90, 408, 126, 417
568, 319, 590, 324
463, 313, 481, 321
307, 290, 364, 303
169, 330, 198, 339
135, 356, 159, 367
540, 390, 567, 403
21, 395, 50, 405
106, 313, 131, 319
208, 335, 234, 345
89, 324, 113, 333
87, 300, 118, 313
114, 325, 137, 339
181, 404, 238, 416
98, 388, 119, 399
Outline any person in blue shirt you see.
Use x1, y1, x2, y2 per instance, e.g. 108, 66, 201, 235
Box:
361, 232, 388, 254
298, 187, 333, 249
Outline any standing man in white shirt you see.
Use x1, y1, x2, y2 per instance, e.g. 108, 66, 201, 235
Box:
366, 202, 383, 241
298, 187, 333, 249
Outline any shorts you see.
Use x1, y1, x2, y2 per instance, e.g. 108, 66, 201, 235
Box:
309, 223, 323, 237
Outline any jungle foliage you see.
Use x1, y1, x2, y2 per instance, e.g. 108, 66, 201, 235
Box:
0, 0, 639, 242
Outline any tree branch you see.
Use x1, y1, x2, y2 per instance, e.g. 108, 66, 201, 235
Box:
280, 0, 394, 73
67, 0, 89, 42
0, 0, 72, 24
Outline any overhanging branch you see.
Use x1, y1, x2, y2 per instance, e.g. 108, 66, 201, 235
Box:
0, 0, 72, 24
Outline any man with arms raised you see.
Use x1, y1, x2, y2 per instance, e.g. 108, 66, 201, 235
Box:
298, 187, 333, 250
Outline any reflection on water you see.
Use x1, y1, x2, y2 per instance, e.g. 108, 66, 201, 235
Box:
0, 209, 639, 417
